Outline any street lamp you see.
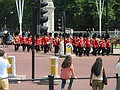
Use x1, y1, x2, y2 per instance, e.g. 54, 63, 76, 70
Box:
4, 17, 7, 31
105, 0, 108, 35
16, 0, 24, 36
10, 11, 14, 31
96, 0, 104, 36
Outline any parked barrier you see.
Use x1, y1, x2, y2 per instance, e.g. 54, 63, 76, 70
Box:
8, 56, 16, 77
50, 56, 58, 77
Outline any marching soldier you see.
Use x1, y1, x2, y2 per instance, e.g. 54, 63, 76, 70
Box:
99, 34, 106, 56
77, 33, 84, 57
48, 33, 53, 52
35, 35, 40, 53
72, 33, 76, 54
74, 33, 79, 55
65, 34, 71, 44
21, 33, 27, 51
106, 34, 111, 55
85, 33, 91, 56
92, 33, 99, 56
53, 33, 59, 56
14, 32, 21, 51
42, 33, 49, 54
26, 33, 32, 52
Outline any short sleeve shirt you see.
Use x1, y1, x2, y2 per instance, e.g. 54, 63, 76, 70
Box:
60, 64, 74, 79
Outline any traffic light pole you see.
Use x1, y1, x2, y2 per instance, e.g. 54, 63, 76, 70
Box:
105, 0, 108, 35
32, 6, 37, 79
63, 11, 66, 55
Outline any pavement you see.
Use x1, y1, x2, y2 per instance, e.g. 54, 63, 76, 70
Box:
1, 45, 120, 90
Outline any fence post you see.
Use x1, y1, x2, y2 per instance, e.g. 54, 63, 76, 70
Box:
48, 75, 54, 90
116, 73, 119, 90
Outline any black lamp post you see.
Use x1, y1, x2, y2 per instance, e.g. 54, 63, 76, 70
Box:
10, 11, 14, 31
105, 0, 108, 35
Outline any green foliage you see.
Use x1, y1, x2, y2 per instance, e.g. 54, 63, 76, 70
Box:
0, 0, 120, 32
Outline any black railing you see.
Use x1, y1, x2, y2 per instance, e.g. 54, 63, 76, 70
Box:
9, 74, 119, 90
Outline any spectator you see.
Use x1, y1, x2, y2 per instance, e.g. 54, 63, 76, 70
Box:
0, 49, 11, 90
115, 58, 120, 90
89, 57, 106, 90
60, 55, 75, 90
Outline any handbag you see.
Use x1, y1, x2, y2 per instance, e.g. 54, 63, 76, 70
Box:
102, 73, 107, 85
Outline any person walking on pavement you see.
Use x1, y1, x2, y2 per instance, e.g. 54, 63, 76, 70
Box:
0, 49, 11, 90
89, 57, 106, 90
60, 55, 75, 90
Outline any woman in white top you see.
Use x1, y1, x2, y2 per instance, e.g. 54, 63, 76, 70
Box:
89, 57, 106, 90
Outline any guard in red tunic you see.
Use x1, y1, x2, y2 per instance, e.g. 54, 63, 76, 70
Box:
100, 34, 106, 56
53, 33, 59, 56
21, 33, 27, 51
74, 33, 79, 55
48, 33, 53, 52
106, 34, 111, 55
42, 33, 49, 54
92, 33, 99, 56
35, 34, 40, 53
27, 34, 32, 52
65, 34, 71, 44
77, 33, 84, 57
14, 32, 21, 51
85, 33, 91, 56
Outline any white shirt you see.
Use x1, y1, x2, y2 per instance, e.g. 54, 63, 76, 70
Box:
93, 67, 103, 80
0, 57, 11, 79
115, 62, 120, 76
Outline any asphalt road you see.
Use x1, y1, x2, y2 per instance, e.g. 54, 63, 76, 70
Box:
1, 45, 119, 90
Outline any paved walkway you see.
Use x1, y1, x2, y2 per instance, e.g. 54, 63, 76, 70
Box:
1, 45, 120, 90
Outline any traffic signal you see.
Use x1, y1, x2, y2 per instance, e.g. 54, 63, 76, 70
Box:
57, 18, 62, 31
39, 2, 48, 34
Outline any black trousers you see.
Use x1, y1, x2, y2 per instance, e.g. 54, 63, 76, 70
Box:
54, 46, 59, 55
86, 47, 90, 56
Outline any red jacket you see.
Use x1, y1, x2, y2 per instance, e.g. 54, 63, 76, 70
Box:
42, 36, 49, 46
53, 37, 59, 46
85, 38, 91, 47
35, 38, 40, 45
77, 38, 84, 47
21, 36, 27, 44
92, 38, 99, 48
27, 37, 32, 45
14, 35, 21, 44
106, 39, 111, 48
65, 38, 70, 44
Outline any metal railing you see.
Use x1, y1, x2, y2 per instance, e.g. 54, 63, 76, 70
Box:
9, 74, 119, 90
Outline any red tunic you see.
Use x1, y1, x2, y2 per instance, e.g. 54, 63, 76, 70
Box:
106, 39, 111, 48
42, 36, 49, 46
65, 38, 70, 44
53, 37, 59, 46
21, 36, 27, 44
77, 38, 84, 47
27, 37, 32, 45
92, 38, 99, 48
85, 38, 91, 47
